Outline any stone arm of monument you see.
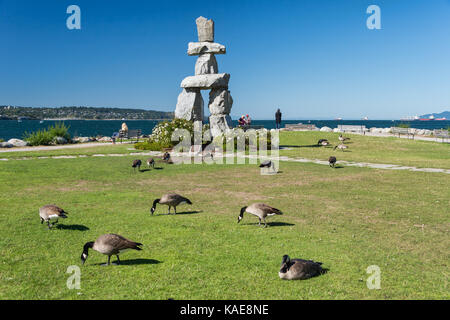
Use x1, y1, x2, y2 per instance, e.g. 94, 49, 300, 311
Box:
188, 42, 226, 56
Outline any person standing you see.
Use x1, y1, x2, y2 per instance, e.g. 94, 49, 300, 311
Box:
275, 109, 282, 129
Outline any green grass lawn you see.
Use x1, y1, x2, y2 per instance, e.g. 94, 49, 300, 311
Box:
280, 131, 450, 169
0, 133, 449, 299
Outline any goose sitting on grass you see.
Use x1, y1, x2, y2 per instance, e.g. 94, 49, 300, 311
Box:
317, 139, 330, 146
238, 203, 283, 228
333, 144, 348, 152
278, 255, 325, 280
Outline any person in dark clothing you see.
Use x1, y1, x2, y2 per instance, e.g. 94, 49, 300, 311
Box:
275, 109, 282, 129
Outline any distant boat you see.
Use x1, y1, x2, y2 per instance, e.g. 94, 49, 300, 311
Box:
362, 116, 369, 120
335, 117, 343, 121
17, 119, 22, 123
435, 117, 447, 121
39, 120, 44, 124
420, 115, 435, 121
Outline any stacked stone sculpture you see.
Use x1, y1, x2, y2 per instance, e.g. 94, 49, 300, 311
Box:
174, 16, 233, 137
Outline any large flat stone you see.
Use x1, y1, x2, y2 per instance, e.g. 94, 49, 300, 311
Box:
195, 53, 218, 75
196, 16, 214, 42
174, 88, 204, 122
188, 42, 226, 56
181, 73, 230, 90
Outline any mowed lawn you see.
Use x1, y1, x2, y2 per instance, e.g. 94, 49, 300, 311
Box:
280, 131, 450, 169
0, 138, 449, 299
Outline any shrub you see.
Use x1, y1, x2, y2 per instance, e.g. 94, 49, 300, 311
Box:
0, 138, 4, 143
48, 122, 71, 140
23, 129, 53, 146
23, 122, 71, 146
135, 119, 210, 151
398, 123, 411, 128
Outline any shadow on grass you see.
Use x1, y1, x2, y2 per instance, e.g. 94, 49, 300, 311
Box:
119, 258, 162, 266
91, 258, 162, 266
154, 210, 203, 216
56, 224, 89, 231
242, 221, 295, 227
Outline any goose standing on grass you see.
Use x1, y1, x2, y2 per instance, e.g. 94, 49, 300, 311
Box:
328, 156, 337, 168
278, 255, 325, 280
81, 234, 143, 266
151, 193, 192, 215
238, 203, 283, 228
147, 158, 155, 168
334, 144, 348, 152
132, 159, 142, 172
339, 134, 351, 143
39, 205, 68, 229
317, 139, 330, 146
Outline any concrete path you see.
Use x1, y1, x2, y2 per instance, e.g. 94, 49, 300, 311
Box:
2, 149, 449, 174
0, 142, 115, 153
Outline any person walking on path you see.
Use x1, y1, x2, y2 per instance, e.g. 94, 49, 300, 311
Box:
275, 109, 282, 129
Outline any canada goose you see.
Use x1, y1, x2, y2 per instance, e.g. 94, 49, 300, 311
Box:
339, 134, 351, 143
238, 203, 283, 227
39, 205, 68, 229
334, 144, 348, 151
151, 193, 192, 215
279, 255, 324, 280
132, 159, 142, 172
317, 139, 330, 146
259, 160, 275, 169
328, 156, 337, 168
147, 158, 155, 168
81, 234, 143, 266
163, 152, 171, 162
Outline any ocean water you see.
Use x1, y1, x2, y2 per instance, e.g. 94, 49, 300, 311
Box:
0, 119, 449, 141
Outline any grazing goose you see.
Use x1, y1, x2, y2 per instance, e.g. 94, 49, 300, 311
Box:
147, 158, 155, 168
328, 156, 337, 168
238, 203, 283, 228
39, 205, 68, 229
132, 159, 142, 172
278, 255, 324, 280
151, 193, 192, 215
81, 234, 143, 266
333, 144, 348, 152
339, 134, 351, 143
317, 139, 330, 146
259, 160, 275, 170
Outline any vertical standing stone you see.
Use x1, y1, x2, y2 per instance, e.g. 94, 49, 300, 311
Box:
174, 88, 204, 122
196, 16, 214, 42
208, 88, 233, 115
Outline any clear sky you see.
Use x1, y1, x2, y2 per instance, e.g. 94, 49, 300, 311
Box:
1, 0, 449, 119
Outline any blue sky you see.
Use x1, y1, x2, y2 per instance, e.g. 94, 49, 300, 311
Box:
0, 0, 449, 119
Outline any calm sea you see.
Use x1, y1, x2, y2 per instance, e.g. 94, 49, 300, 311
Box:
0, 119, 449, 141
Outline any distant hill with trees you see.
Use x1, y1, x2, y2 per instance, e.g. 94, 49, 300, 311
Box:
420, 111, 450, 119
0, 106, 174, 120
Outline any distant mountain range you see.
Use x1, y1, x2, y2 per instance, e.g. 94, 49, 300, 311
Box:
420, 111, 450, 119
0, 106, 174, 120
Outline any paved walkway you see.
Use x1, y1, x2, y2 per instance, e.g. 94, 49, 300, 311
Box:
0, 142, 115, 153
2, 149, 449, 174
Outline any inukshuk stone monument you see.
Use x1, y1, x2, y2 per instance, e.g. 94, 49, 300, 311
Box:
174, 16, 233, 137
